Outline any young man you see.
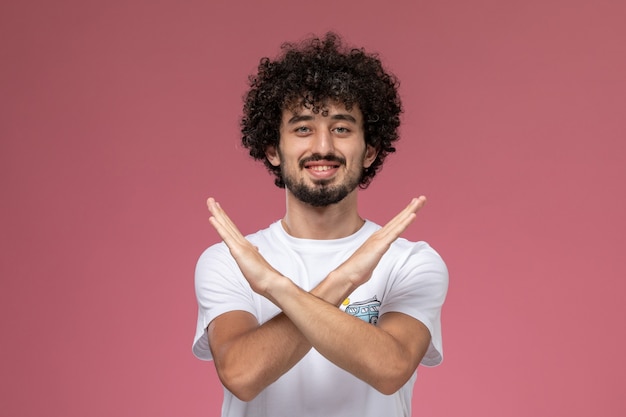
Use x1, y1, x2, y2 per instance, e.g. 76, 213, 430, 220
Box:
192, 33, 448, 417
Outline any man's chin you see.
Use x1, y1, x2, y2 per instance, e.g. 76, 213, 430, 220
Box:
308, 178, 333, 187
293, 188, 350, 207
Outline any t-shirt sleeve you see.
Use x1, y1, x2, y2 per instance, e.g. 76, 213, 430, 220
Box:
192, 242, 257, 361
379, 241, 449, 366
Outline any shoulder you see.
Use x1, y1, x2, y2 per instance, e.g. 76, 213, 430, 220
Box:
361, 219, 446, 271
392, 238, 446, 266
383, 238, 449, 289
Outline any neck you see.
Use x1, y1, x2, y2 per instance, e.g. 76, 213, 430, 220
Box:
281, 189, 364, 239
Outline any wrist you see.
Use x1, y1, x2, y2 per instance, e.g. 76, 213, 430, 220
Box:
264, 273, 297, 305
316, 269, 357, 306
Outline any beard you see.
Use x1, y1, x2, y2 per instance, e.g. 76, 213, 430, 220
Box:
280, 153, 362, 207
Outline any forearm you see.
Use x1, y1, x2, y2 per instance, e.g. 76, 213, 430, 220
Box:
210, 310, 307, 401
266, 276, 426, 394
210, 271, 358, 401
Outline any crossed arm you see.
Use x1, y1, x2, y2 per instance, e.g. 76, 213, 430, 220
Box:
206, 197, 432, 401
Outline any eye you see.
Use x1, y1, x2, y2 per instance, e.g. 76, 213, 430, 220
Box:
294, 126, 311, 135
332, 126, 351, 135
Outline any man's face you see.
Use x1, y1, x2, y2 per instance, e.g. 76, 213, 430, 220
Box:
266, 102, 377, 207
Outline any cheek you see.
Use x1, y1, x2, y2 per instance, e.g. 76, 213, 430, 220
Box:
279, 155, 299, 172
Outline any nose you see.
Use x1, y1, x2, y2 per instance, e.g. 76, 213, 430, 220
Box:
310, 130, 334, 154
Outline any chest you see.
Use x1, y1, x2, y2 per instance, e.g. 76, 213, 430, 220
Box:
254, 246, 395, 324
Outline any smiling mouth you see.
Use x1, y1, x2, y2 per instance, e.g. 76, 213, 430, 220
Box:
299, 154, 346, 169
306, 164, 340, 171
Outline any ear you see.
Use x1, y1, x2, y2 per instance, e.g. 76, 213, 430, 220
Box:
265, 145, 281, 167
363, 144, 378, 168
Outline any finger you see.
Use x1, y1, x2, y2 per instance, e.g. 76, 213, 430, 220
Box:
208, 199, 242, 238
207, 198, 247, 246
366, 196, 426, 249
207, 198, 231, 235
380, 196, 426, 235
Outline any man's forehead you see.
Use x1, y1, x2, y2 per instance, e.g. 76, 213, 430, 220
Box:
282, 101, 362, 120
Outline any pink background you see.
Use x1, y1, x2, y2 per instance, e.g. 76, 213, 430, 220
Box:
1, 0, 624, 416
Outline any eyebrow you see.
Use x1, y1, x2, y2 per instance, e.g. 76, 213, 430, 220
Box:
286, 113, 358, 124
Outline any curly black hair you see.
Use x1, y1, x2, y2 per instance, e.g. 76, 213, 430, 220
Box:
241, 32, 402, 188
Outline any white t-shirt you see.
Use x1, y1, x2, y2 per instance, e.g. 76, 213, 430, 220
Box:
193, 220, 448, 417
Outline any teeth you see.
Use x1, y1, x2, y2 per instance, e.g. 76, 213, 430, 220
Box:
310, 166, 334, 171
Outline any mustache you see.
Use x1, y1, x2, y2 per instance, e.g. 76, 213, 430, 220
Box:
298, 154, 346, 169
